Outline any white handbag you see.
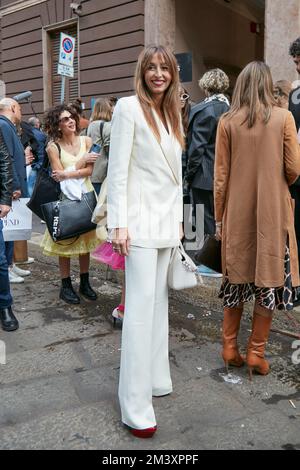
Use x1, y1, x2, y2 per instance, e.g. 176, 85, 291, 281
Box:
91, 177, 107, 225
168, 242, 198, 290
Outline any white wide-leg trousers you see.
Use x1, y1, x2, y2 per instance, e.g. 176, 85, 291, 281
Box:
119, 246, 173, 429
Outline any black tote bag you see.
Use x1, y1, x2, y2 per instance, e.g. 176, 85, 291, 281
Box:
27, 145, 61, 220
41, 191, 97, 242
194, 235, 222, 274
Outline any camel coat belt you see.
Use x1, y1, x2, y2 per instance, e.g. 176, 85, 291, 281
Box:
214, 107, 300, 287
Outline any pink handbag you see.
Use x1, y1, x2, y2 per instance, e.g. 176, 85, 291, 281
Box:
92, 241, 125, 271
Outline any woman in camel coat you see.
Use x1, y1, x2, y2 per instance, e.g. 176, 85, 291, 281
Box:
214, 61, 300, 379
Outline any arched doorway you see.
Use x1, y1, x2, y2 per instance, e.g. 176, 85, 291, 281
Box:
175, 0, 265, 101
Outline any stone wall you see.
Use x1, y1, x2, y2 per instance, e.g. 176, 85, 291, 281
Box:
265, 0, 300, 83
144, 0, 176, 49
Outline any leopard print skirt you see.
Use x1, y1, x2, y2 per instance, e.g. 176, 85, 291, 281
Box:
219, 245, 298, 311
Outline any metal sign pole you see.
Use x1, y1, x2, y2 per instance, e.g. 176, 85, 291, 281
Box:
61, 75, 66, 103
58, 33, 75, 103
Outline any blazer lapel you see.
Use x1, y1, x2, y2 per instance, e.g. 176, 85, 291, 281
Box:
153, 110, 180, 185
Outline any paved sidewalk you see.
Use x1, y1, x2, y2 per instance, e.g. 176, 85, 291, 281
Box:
0, 241, 299, 450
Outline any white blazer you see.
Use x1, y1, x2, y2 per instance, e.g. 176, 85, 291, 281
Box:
107, 95, 183, 248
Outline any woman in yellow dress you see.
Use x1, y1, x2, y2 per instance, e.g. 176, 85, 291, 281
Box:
41, 105, 100, 304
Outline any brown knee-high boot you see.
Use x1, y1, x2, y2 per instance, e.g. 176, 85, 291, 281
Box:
222, 306, 244, 372
246, 312, 272, 380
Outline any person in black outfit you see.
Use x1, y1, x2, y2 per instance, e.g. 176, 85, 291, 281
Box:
288, 38, 300, 306
185, 69, 230, 275
0, 98, 34, 283
0, 127, 19, 331
179, 85, 192, 204
289, 38, 300, 130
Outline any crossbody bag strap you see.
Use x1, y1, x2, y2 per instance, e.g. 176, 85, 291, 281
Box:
41, 146, 51, 170
42, 141, 62, 170
99, 121, 105, 143
55, 142, 61, 159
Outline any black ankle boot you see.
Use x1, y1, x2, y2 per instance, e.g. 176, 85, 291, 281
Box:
60, 277, 80, 304
79, 273, 97, 300
0, 307, 19, 332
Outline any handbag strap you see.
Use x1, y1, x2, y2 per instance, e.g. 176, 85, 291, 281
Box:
55, 236, 80, 246
99, 121, 104, 143
170, 242, 182, 264
55, 142, 61, 158
42, 142, 61, 170
82, 193, 95, 213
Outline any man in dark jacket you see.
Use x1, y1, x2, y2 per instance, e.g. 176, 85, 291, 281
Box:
0, 98, 28, 198
0, 127, 19, 331
0, 98, 33, 283
185, 69, 230, 277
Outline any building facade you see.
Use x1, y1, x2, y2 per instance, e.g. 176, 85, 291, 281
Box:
0, 0, 145, 118
0, 0, 299, 118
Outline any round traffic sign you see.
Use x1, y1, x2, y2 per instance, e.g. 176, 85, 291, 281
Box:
62, 38, 74, 54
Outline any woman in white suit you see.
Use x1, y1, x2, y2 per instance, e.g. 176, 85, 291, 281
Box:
107, 46, 184, 438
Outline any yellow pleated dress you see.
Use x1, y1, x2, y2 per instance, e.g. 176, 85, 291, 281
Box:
41, 136, 100, 257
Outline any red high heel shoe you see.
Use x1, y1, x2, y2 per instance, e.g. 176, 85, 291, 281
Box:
112, 304, 124, 328
125, 424, 157, 438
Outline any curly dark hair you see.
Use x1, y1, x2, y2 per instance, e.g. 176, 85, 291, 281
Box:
289, 37, 300, 57
44, 104, 80, 141
68, 97, 87, 119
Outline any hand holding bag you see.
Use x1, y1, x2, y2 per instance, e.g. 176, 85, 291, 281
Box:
41, 191, 97, 242
168, 242, 198, 290
194, 235, 222, 273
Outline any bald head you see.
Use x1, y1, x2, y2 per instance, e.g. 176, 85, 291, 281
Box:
0, 98, 21, 124
0, 98, 18, 110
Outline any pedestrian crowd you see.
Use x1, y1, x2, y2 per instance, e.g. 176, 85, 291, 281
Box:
1, 39, 300, 438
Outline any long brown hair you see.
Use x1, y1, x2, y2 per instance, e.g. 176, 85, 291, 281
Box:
225, 61, 277, 128
91, 97, 113, 122
135, 45, 184, 148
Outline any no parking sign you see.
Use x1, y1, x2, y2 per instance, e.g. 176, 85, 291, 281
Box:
58, 32, 76, 98
59, 33, 76, 67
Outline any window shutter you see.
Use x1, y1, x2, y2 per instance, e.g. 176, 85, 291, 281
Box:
50, 24, 78, 106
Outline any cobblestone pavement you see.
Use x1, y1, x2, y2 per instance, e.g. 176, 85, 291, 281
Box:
0, 240, 299, 450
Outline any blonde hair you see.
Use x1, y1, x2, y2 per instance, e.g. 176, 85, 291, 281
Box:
225, 61, 277, 128
199, 69, 229, 95
91, 97, 112, 122
134, 45, 184, 148
274, 80, 292, 98
274, 80, 292, 108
